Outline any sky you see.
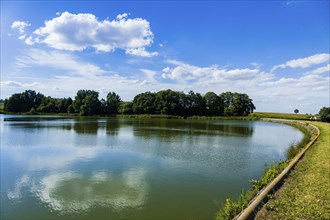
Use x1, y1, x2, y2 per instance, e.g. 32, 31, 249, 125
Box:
1, 0, 329, 113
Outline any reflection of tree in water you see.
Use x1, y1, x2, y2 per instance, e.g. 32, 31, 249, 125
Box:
128, 120, 255, 173
73, 119, 99, 134
132, 119, 254, 139
5, 117, 74, 131
105, 119, 120, 136
71, 118, 123, 136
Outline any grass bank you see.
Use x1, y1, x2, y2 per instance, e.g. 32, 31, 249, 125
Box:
0, 103, 4, 113
255, 121, 330, 219
215, 120, 320, 220
251, 112, 313, 120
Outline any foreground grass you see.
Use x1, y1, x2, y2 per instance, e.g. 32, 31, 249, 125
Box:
255, 121, 330, 219
252, 112, 313, 120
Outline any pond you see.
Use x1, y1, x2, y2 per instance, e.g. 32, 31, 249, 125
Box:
0, 115, 304, 219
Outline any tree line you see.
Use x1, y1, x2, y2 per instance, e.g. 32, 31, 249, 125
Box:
4, 89, 256, 116
319, 107, 330, 122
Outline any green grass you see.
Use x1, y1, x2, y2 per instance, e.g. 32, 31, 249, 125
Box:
255, 122, 330, 219
0, 103, 4, 112
251, 112, 313, 120
215, 120, 320, 220
216, 162, 289, 220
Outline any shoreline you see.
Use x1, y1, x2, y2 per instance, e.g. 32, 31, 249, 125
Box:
234, 119, 320, 220
216, 119, 320, 220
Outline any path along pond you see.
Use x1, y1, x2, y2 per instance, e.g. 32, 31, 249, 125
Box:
0, 115, 304, 219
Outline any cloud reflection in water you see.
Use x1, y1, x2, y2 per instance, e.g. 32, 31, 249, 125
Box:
8, 168, 148, 215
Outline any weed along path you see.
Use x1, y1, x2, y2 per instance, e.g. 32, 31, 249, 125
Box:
254, 121, 330, 219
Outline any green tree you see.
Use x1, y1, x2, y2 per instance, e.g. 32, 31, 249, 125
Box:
204, 92, 224, 116
155, 90, 182, 115
58, 97, 72, 113
182, 91, 206, 116
4, 90, 44, 112
132, 92, 156, 114
37, 97, 73, 113
73, 90, 101, 116
220, 92, 255, 116
37, 97, 57, 113
119, 101, 133, 114
106, 92, 122, 114
294, 109, 299, 114
319, 107, 330, 122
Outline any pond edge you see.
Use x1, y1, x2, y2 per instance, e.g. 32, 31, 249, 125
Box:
234, 119, 320, 220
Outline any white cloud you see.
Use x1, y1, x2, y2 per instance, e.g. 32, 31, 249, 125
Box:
3, 51, 329, 113
307, 64, 330, 75
161, 60, 212, 81
116, 13, 130, 20
26, 12, 157, 57
125, 47, 158, 57
155, 57, 328, 113
161, 59, 261, 82
16, 49, 107, 76
1, 80, 41, 88
271, 53, 330, 72
140, 69, 157, 83
213, 68, 260, 80
11, 21, 31, 39
11, 21, 31, 33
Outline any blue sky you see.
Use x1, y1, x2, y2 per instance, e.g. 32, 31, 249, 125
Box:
1, 1, 329, 113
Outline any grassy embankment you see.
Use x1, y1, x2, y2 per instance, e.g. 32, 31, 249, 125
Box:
216, 112, 330, 219
254, 121, 330, 219
216, 119, 317, 220
251, 112, 313, 120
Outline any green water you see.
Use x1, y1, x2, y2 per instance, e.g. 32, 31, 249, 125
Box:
0, 115, 304, 219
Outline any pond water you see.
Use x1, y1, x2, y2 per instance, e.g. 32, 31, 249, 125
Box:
0, 115, 304, 219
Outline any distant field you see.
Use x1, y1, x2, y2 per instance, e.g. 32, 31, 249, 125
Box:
251, 112, 313, 120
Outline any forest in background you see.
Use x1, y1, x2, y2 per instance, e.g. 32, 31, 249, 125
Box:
3, 89, 256, 117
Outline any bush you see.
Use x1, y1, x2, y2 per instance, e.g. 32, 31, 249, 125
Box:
319, 107, 330, 122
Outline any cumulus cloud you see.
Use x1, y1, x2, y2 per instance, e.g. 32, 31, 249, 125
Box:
161, 59, 261, 82
271, 53, 330, 72
126, 47, 158, 57
16, 49, 107, 76
161, 60, 207, 81
11, 21, 31, 40
25, 12, 157, 57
